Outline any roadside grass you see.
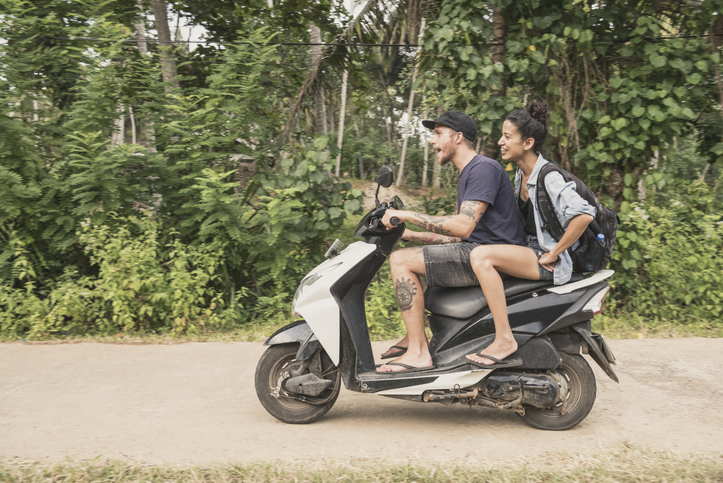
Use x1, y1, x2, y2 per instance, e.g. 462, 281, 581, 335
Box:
2, 444, 722, 482
4, 294, 722, 345
593, 313, 723, 339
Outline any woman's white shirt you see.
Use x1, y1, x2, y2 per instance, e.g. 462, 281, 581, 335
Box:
514, 154, 597, 285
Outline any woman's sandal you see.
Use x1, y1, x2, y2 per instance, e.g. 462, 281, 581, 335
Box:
466, 353, 523, 369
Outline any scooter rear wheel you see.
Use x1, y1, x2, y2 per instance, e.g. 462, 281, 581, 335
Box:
255, 343, 340, 424
517, 352, 596, 431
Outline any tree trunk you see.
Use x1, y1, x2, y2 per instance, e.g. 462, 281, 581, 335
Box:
421, 93, 429, 187
150, 0, 179, 89
351, 103, 365, 180
129, 105, 137, 144
396, 18, 424, 188
111, 106, 125, 147
134, 0, 148, 54
134, 0, 157, 152
396, 65, 418, 187
484, 6, 506, 158
432, 106, 442, 189
310, 23, 327, 136
709, 17, 723, 183
335, 68, 349, 177
328, 87, 335, 135
378, 71, 399, 150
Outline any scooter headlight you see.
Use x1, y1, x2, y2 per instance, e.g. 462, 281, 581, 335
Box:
291, 263, 341, 316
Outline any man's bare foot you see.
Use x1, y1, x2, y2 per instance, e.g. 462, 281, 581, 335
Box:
466, 338, 518, 366
381, 335, 409, 359
376, 350, 433, 373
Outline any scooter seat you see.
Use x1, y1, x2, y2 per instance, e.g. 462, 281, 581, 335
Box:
425, 273, 584, 320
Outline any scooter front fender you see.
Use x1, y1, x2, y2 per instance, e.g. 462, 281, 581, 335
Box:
264, 320, 321, 362
265, 320, 311, 346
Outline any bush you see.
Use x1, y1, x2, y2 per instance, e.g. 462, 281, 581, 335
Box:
0, 214, 230, 339
610, 180, 723, 327
0, 137, 364, 339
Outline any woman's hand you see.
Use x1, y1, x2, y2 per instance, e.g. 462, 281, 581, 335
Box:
538, 252, 558, 272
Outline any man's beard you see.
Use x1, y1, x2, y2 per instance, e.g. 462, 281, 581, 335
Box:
437, 140, 456, 166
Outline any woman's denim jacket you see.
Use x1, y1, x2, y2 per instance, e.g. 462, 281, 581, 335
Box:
514, 154, 597, 285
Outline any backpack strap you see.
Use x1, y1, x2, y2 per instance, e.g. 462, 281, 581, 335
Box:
536, 163, 565, 243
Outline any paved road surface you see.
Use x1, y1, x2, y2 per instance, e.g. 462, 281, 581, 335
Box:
1, 338, 722, 464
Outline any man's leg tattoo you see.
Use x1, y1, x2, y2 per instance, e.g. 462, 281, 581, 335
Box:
395, 277, 417, 312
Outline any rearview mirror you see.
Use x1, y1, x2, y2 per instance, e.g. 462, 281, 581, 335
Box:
377, 166, 394, 188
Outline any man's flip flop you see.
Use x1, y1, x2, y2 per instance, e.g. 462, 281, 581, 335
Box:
376, 362, 434, 373
381, 345, 408, 359
466, 353, 523, 369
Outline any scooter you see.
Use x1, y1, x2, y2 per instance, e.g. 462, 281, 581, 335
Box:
255, 166, 618, 430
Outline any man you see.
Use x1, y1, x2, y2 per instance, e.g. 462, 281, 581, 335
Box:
377, 110, 525, 373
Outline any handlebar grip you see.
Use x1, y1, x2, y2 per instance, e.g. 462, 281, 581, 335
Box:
390, 217, 400, 226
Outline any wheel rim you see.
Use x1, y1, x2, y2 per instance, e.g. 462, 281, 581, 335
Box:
267, 353, 312, 411
533, 359, 583, 419
266, 350, 340, 411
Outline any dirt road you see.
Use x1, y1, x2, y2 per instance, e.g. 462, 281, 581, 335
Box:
1, 338, 722, 465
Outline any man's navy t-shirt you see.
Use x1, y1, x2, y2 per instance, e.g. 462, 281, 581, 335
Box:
457, 155, 525, 245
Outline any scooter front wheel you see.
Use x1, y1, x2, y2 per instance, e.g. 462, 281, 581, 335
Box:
517, 352, 596, 431
255, 343, 340, 424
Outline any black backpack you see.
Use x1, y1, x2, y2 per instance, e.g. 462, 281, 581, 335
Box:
536, 162, 620, 273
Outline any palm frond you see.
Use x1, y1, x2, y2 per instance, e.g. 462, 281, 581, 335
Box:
280, 0, 423, 142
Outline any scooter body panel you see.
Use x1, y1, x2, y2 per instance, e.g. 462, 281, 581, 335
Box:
371, 370, 489, 396
292, 241, 377, 366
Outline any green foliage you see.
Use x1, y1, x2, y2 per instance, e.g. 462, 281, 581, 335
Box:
610, 181, 723, 326
418, 179, 458, 216
2, 0, 723, 339
0, 213, 231, 339
0, 135, 363, 338
422, 0, 722, 205
0, 7, 364, 338
365, 275, 405, 340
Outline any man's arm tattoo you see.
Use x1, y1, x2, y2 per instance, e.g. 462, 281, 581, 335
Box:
460, 200, 484, 222
395, 277, 418, 312
411, 213, 454, 236
419, 233, 460, 244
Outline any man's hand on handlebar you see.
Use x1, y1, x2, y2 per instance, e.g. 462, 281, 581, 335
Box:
381, 209, 403, 230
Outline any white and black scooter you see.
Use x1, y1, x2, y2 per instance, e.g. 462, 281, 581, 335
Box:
255, 166, 618, 430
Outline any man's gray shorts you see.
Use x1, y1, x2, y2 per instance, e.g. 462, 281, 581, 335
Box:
422, 242, 482, 288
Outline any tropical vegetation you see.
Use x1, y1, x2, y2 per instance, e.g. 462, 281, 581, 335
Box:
1, 0, 721, 339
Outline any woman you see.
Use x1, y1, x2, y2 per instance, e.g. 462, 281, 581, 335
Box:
466, 100, 596, 368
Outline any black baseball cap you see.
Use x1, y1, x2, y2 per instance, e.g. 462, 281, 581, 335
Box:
422, 110, 477, 142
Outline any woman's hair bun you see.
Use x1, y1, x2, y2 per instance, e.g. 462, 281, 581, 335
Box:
528, 99, 550, 126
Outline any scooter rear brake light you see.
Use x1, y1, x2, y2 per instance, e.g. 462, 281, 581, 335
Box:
584, 286, 610, 315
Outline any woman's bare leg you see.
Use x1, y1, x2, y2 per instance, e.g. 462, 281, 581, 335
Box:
467, 245, 541, 365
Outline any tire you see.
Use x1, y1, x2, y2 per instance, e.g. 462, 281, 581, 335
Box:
255, 343, 340, 424
517, 352, 596, 431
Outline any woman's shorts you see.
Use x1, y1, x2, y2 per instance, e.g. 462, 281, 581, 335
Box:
526, 235, 555, 281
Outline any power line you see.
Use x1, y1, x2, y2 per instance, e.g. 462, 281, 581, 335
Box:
0, 35, 421, 48
2, 32, 722, 49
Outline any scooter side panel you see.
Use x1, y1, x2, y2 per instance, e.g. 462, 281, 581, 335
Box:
372, 371, 491, 396
437, 291, 580, 353
294, 242, 377, 366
